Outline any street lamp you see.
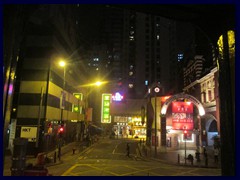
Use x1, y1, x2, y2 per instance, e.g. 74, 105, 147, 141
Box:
58, 60, 66, 160
59, 60, 66, 124
95, 81, 102, 86
154, 85, 160, 158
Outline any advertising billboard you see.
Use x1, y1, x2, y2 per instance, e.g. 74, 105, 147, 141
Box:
172, 101, 193, 130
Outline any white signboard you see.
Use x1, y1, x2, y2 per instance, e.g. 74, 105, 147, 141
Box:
8, 119, 17, 153
20, 126, 37, 142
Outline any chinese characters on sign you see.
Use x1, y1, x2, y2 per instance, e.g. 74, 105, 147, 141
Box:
101, 93, 112, 123
172, 101, 193, 130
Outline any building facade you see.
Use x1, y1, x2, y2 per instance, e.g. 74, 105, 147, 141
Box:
183, 55, 219, 147
5, 5, 90, 155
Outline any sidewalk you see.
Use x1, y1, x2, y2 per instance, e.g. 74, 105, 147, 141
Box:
3, 140, 90, 176
137, 144, 221, 169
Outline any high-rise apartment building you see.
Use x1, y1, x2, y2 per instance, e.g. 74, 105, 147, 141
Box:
123, 12, 179, 98
85, 6, 187, 99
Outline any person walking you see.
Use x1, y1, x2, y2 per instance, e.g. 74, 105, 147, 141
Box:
203, 146, 207, 157
195, 149, 200, 162
126, 143, 130, 157
214, 147, 219, 163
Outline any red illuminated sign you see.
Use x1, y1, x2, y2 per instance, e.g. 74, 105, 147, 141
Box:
172, 102, 193, 130
172, 101, 193, 113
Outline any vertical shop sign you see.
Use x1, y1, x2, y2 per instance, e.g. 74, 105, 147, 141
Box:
101, 93, 112, 123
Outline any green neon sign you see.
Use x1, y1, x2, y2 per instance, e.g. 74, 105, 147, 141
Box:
101, 93, 111, 123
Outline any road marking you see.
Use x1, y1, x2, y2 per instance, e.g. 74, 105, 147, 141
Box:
112, 144, 118, 154
60, 162, 221, 176
61, 164, 77, 176
78, 156, 84, 160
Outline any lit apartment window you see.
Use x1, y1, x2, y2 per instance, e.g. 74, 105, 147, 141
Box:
129, 84, 134, 88
202, 92, 206, 103
145, 80, 148, 86
208, 90, 212, 101
178, 53, 184, 62
130, 31, 134, 35
129, 36, 134, 41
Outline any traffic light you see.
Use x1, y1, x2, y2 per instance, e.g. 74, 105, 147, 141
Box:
58, 124, 64, 137
183, 130, 188, 139
59, 127, 64, 133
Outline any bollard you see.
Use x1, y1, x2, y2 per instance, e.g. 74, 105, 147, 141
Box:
205, 157, 208, 167
53, 151, 57, 163
72, 148, 76, 154
58, 147, 61, 161
178, 154, 180, 164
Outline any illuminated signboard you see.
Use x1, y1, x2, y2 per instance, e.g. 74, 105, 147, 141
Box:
172, 101, 193, 130
73, 93, 83, 113
101, 93, 112, 123
112, 92, 124, 101
20, 126, 37, 142
73, 93, 83, 100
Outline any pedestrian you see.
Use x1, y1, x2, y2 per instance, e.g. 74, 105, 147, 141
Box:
187, 154, 194, 165
126, 143, 130, 157
195, 149, 200, 162
214, 147, 219, 163
203, 146, 207, 158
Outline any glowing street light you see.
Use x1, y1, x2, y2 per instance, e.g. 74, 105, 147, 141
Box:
59, 60, 66, 67
95, 81, 102, 86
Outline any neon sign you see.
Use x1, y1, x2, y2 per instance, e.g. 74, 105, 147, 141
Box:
112, 92, 124, 102
101, 94, 112, 123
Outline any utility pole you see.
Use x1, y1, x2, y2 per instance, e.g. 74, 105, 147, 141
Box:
58, 61, 66, 161
153, 85, 160, 158
154, 90, 157, 158
183, 129, 187, 165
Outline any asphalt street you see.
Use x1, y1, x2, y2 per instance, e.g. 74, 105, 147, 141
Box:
3, 137, 221, 176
